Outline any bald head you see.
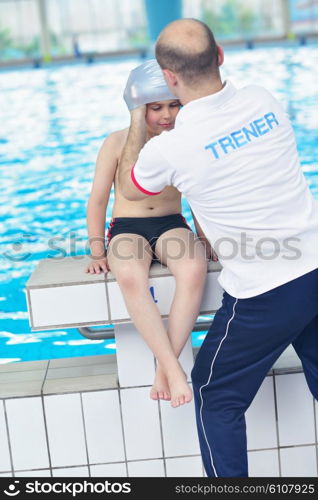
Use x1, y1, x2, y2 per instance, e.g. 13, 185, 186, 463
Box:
155, 19, 219, 86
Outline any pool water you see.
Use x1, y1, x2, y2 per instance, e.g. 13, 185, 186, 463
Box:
1, 46, 317, 363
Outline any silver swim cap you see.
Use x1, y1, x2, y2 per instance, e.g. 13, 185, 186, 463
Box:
123, 59, 176, 111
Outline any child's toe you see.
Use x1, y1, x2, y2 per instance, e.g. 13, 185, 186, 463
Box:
150, 390, 158, 400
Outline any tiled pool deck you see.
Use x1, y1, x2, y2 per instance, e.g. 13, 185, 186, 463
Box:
0, 348, 317, 478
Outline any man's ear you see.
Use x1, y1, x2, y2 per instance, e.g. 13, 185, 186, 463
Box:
162, 69, 178, 88
217, 45, 224, 67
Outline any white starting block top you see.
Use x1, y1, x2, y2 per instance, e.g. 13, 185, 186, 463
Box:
26, 255, 223, 331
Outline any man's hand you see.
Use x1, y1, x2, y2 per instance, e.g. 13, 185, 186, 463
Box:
211, 248, 219, 262
200, 239, 218, 262
130, 104, 147, 123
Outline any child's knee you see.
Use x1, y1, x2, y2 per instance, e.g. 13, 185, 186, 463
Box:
179, 258, 207, 286
115, 263, 146, 290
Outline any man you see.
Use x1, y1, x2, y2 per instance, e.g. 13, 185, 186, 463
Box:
118, 19, 318, 477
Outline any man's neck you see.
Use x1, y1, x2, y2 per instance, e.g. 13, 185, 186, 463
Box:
180, 79, 224, 106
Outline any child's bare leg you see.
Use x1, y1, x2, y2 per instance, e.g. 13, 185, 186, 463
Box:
154, 228, 208, 406
107, 233, 189, 406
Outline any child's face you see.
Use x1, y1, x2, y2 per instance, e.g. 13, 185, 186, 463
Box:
145, 99, 180, 135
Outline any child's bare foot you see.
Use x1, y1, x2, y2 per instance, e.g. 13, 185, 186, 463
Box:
167, 366, 192, 408
150, 365, 171, 401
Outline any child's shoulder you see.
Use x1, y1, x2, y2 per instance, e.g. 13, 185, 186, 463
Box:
99, 128, 129, 157
107, 128, 129, 145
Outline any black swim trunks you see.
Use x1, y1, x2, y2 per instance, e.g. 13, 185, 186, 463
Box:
106, 213, 192, 259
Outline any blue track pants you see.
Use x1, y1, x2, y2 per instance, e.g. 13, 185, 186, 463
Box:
191, 268, 318, 477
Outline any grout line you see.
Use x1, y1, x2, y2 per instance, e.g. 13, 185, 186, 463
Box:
2, 447, 314, 469
156, 364, 167, 477
273, 367, 304, 376
2, 400, 14, 477
79, 393, 91, 477
1, 385, 119, 401
0, 367, 303, 401
104, 280, 112, 325
248, 443, 316, 451
48, 465, 92, 471
4, 446, 318, 476
40, 391, 53, 476
272, 373, 282, 478
126, 455, 200, 462
116, 387, 129, 477
5, 468, 52, 472
41, 360, 50, 394
312, 397, 318, 477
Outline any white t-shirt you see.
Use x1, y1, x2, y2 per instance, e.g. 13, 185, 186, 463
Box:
132, 81, 318, 298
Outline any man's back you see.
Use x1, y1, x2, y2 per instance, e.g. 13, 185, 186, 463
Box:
134, 81, 318, 297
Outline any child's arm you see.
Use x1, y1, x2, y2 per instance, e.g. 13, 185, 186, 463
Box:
190, 209, 218, 261
86, 133, 120, 274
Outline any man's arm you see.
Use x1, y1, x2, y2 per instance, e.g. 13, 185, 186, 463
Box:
118, 107, 148, 201
118, 106, 173, 200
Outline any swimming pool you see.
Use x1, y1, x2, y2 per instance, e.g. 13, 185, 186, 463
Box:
1, 45, 317, 363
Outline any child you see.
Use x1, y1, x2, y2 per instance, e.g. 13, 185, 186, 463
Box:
86, 60, 212, 408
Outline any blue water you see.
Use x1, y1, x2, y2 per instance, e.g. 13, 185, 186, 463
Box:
1, 46, 317, 364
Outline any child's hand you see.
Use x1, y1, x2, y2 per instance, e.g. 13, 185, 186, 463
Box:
85, 257, 109, 274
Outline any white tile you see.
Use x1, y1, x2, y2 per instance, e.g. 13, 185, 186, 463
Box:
114, 323, 156, 387
280, 446, 317, 477
6, 397, 49, 470
246, 377, 277, 450
44, 394, 87, 467
160, 395, 200, 457
273, 345, 301, 371
121, 387, 162, 460
0, 472, 12, 476
202, 462, 207, 477
200, 271, 223, 314
128, 459, 165, 477
166, 456, 203, 477
30, 283, 108, 328
52, 467, 89, 477
15, 470, 51, 477
276, 373, 315, 446
82, 390, 125, 463
90, 463, 127, 477
0, 400, 11, 472
248, 449, 280, 477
